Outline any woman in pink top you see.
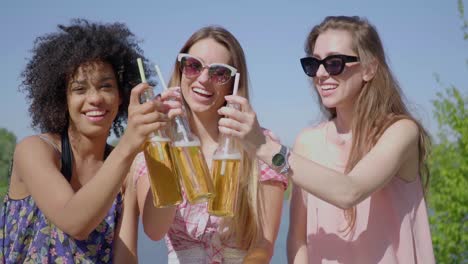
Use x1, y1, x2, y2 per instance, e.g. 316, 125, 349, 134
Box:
218, 16, 435, 263
130, 26, 287, 263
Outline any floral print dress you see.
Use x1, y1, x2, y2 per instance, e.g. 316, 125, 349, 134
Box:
0, 193, 122, 264
0, 134, 122, 263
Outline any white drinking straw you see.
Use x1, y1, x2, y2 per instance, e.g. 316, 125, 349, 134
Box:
155, 64, 197, 186
137, 58, 165, 159
137, 58, 147, 83
232, 73, 240, 96
154, 64, 190, 142
137, 58, 153, 101
221, 73, 241, 176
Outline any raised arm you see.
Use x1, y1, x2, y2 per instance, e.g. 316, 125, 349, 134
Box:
269, 119, 419, 209
14, 84, 173, 240
219, 95, 421, 210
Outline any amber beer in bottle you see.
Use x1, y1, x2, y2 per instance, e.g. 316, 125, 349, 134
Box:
143, 135, 182, 207
208, 72, 243, 216
136, 66, 182, 207
208, 102, 243, 217
208, 151, 242, 217
171, 139, 214, 203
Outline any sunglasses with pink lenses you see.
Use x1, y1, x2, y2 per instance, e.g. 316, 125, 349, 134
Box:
177, 53, 237, 85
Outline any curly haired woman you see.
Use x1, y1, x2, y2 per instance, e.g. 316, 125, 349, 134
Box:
0, 19, 182, 263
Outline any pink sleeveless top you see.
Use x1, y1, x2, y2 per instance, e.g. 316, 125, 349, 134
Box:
302, 122, 435, 264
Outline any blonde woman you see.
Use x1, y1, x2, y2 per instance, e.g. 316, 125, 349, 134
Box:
219, 16, 435, 264
131, 26, 287, 264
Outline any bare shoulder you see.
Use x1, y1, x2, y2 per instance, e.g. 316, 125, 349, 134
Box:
15, 134, 59, 158
10, 134, 61, 198
15, 135, 44, 157
381, 119, 420, 144
382, 119, 422, 182
14, 134, 61, 173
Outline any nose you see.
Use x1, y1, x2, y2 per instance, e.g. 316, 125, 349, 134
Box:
315, 63, 329, 78
87, 89, 104, 105
197, 67, 210, 83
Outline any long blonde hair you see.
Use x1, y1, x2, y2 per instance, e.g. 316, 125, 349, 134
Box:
168, 26, 261, 249
305, 16, 431, 231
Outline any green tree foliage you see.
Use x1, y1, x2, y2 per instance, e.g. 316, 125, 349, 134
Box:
0, 128, 17, 195
428, 87, 468, 263
428, 1, 468, 262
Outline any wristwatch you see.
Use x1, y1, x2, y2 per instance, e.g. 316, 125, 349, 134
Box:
272, 144, 291, 175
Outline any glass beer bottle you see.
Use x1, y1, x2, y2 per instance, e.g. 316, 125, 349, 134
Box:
152, 62, 213, 204
140, 87, 182, 208
170, 114, 214, 204
208, 103, 243, 217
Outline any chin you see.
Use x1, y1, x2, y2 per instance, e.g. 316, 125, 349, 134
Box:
81, 126, 112, 138
321, 100, 338, 109
190, 106, 215, 115
186, 100, 218, 114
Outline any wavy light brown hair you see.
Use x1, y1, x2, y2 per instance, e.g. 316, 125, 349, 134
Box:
305, 16, 431, 232
168, 26, 261, 249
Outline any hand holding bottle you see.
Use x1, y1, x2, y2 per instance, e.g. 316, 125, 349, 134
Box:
209, 73, 243, 217
217, 94, 266, 156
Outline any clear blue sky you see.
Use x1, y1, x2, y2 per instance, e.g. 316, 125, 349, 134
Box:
1, 0, 467, 147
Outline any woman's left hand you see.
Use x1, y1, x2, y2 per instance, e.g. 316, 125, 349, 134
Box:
218, 95, 266, 154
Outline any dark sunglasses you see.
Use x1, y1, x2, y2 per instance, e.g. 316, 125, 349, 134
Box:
178, 53, 237, 85
300, 54, 359, 77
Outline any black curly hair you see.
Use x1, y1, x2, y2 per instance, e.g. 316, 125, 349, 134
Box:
20, 18, 152, 137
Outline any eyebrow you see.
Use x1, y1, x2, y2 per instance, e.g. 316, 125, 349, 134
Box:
311, 51, 344, 59
70, 76, 115, 85
188, 54, 206, 65
98, 76, 115, 82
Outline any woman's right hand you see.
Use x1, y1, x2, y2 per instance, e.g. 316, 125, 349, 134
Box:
218, 94, 266, 155
159, 86, 184, 119
119, 83, 182, 156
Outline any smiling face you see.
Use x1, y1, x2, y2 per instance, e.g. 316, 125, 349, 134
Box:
66, 61, 121, 138
180, 38, 234, 115
312, 29, 366, 112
